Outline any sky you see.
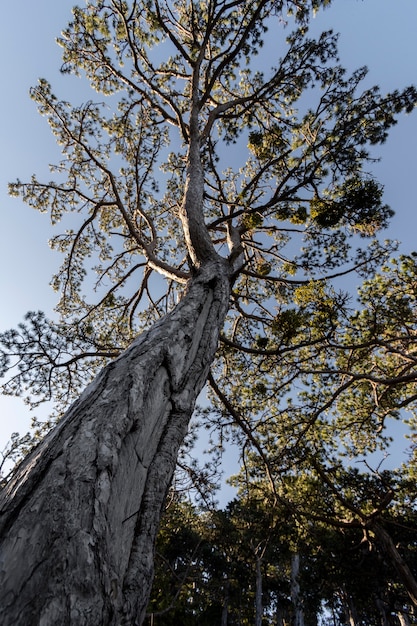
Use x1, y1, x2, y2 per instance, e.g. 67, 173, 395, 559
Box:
0, 0, 417, 473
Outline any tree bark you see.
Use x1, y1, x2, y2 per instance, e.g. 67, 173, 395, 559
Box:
340, 586, 359, 626
291, 553, 304, 626
374, 595, 390, 626
221, 578, 229, 626
373, 522, 417, 609
0, 260, 230, 626
255, 554, 263, 626
397, 612, 411, 626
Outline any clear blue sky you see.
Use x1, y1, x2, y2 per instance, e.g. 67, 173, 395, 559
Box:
1, 0, 417, 467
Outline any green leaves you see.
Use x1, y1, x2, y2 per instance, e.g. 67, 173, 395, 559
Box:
310, 176, 393, 235
271, 308, 307, 341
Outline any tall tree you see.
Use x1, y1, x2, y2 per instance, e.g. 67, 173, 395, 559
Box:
0, 1, 416, 624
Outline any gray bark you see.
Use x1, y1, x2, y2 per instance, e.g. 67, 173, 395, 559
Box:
291, 553, 304, 626
0, 260, 230, 626
255, 555, 263, 626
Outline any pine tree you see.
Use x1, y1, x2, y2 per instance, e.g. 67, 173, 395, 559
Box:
0, 1, 416, 624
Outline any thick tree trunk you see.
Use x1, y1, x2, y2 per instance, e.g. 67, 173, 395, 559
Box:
0, 260, 230, 626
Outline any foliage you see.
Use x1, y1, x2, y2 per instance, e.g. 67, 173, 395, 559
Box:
2, 0, 415, 422
207, 252, 417, 496
148, 485, 417, 624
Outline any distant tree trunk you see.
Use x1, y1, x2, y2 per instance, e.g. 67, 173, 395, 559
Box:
373, 522, 417, 608
255, 554, 263, 626
340, 586, 359, 626
397, 611, 411, 626
0, 261, 230, 626
374, 595, 390, 626
221, 578, 229, 626
275, 596, 291, 626
291, 553, 304, 626
345, 602, 359, 626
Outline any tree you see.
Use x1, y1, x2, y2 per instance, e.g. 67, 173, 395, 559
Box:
227, 459, 417, 624
210, 247, 417, 610
149, 493, 303, 625
0, 1, 416, 624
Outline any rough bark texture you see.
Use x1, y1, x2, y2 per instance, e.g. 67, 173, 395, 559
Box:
0, 260, 230, 626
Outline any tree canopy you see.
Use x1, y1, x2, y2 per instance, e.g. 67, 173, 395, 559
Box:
2, 0, 415, 418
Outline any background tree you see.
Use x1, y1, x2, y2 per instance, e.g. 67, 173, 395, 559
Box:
148, 493, 300, 625
211, 252, 417, 621
148, 477, 417, 624
0, 1, 416, 624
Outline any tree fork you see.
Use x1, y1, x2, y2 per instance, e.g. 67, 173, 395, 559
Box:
0, 259, 230, 626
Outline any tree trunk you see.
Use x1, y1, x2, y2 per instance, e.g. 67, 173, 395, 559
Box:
291, 553, 304, 626
340, 586, 360, 626
374, 595, 390, 626
373, 522, 417, 608
0, 260, 230, 626
221, 578, 229, 626
397, 611, 411, 626
255, 555, 263, 626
